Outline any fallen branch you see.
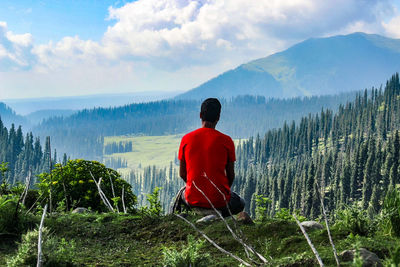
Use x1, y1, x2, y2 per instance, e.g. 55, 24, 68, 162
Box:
293, 213, 324, 267
175, 213, 251, 267
37, 203, 48, 267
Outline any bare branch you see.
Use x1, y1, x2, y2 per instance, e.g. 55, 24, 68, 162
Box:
293, 213, 324, 267
175, 214, 251, 267
317, 183, 340, 266
108, 171, 119, 213
122, 186, 127, 214
89, 171, 114, 212
37, 204, 48, 267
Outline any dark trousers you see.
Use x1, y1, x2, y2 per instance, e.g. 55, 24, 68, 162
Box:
171, 186, 245, 217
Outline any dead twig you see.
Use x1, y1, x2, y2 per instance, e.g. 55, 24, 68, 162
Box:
317, 183, 340, 266
174, 213, 251, 267
108, 171, 119, 213
293, 213, 324, 267
122, 186, 127, 214
89, 171, 114, 212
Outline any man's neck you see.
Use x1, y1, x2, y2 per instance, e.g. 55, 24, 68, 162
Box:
202, 121, 217, 129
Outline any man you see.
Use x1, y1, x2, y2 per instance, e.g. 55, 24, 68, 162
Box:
171, 98, 245, 217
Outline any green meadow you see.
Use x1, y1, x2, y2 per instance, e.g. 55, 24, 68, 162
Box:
103, 134, 183, 170
103, 134, 244, 171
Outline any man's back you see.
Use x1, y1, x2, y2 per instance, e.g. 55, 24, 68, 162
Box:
178, 127, 235, 208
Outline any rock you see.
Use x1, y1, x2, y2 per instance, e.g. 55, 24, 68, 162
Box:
192, 207, 218, 216
72, 207, 89, 214
196, 214, 218, 223
236, 211, 254, 224
300, 221, 324, 231
340, 248, 382, 267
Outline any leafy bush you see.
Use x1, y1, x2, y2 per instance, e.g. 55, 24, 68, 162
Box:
254, 194, 271, 222
140, 187, 163, 217
274, 208, 306, 222
385, 246, 400, 267
0, 194, 18, 233
6, 227, 76, 267
334, 204, 376, 236
381, 188, 400, 237
38, 159, 136, 213
162, 235, 210, 267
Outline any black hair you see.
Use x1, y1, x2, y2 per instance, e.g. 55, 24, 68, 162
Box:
200, 98, 221, 123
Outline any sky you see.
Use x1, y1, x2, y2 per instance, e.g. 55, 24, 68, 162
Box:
1, 0, 400, 100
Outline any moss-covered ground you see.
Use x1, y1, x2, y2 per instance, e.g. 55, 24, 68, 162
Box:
1, 212, 398, 266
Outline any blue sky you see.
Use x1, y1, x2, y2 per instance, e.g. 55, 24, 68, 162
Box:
0, 0, 400, 99
0, 0, 125, 43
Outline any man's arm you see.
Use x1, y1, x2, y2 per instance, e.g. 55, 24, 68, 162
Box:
179, 157, 187, 183
226, 161, 235, 187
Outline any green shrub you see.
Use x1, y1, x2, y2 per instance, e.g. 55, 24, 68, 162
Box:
38, 159, 136, 213
254, 194, 271, 222
162, 235, 210, 267
6, 227, 76, 267
274, 208, 306, 222
381, 188, 400, 237
0, 194, 18, 233
334, 204, 375, 236
385, 246, 400, 267
140, 187, 163, 217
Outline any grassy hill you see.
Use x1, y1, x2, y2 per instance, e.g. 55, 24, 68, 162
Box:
1, 212, 398, 266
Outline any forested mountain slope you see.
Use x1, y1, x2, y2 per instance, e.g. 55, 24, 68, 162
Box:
132, 74, 400, 215
32, 93, 356, 159
177, 33, 400, 100
233, 74, 400, 218
0, 118, 57, 186
0, 103, 27, 129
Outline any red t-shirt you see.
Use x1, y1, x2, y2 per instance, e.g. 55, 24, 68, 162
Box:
178, 127, 236, 208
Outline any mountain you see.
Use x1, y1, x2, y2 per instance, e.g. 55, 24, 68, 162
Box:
177, 33, 400, 99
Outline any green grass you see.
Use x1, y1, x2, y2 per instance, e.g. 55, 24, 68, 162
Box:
1, 213, 398, 266
104, 134, 183, 170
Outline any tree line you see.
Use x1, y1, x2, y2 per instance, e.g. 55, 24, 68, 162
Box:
120, 74, 400, 216
233, 74, 400, 218
0, 118, 62, 187
32, 93, 356, 160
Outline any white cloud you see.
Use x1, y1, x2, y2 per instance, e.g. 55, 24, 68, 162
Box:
0, 0, 399, 99
0, 22, 35, 71
31, 0, 395, 71
383, 15, 400, 38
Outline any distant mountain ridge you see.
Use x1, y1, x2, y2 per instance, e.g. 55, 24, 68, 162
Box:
177, 32, 400, 99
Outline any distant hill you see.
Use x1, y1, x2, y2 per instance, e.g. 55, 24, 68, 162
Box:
0, 102, 27, 128
25, 109, 77, 125
2, 91, 182, 115
177, 33, 400, 99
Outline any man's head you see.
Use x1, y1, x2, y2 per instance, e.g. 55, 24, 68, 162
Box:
200, 98, 221, 123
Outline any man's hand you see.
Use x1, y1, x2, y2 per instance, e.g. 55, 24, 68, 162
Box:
226, 161, 235, 187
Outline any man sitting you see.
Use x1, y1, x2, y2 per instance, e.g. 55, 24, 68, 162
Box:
171, 98, 245, 217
